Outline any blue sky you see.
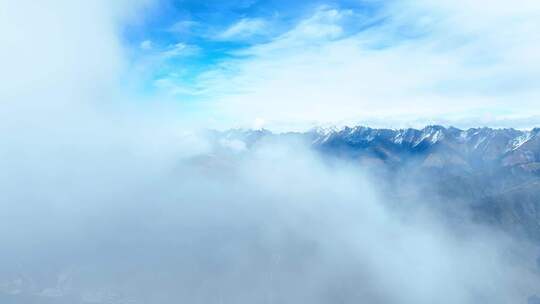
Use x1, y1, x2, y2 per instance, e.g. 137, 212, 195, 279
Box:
117, 0, 540, 130
123, 0, 385, 94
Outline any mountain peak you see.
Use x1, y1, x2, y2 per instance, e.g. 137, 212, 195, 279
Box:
215, 125, 538, 169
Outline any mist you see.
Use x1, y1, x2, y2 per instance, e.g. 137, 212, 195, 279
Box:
1, 1, 539, 303
2, 129, 539, 303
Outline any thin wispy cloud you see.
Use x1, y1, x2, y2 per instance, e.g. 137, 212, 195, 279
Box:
161, 42, 200, 58
167, 20, 200, 34
140, 39, 153, 50
155, 1, 540, 130
216, 18, 268, 41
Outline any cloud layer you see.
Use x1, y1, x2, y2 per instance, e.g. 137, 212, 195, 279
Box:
143, 0, 540, 130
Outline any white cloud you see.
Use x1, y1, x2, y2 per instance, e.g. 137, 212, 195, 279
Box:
168, 20, 199, 33
253, 117, 266, 129
140, 39, 153, 50
217, 18, 267, 40
219, 138, 247, 152
185, 3, 540, 130
162, 42, 200, 58
0, 0, 124, 108
153, 76, 202, 96
282, 6, 351, 41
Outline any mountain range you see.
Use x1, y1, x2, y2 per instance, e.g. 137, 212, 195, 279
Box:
209, 125, 540, 243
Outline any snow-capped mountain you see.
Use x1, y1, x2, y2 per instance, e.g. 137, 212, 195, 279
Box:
311, 125, 540, 170
209, 126, 540, 243
211, 125, 540, 171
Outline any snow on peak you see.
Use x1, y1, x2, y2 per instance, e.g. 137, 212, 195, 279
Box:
511, 132, 533, 151
413, 126, 445, 146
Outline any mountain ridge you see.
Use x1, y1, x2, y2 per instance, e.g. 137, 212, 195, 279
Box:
212, 125, 540, 171
208, 125, 540, 243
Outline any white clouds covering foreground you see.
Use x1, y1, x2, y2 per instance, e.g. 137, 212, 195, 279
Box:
0, 1, 539, 303
1, 128, 540, 302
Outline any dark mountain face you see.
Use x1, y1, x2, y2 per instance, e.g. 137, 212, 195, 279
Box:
211, 126, 540, 242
